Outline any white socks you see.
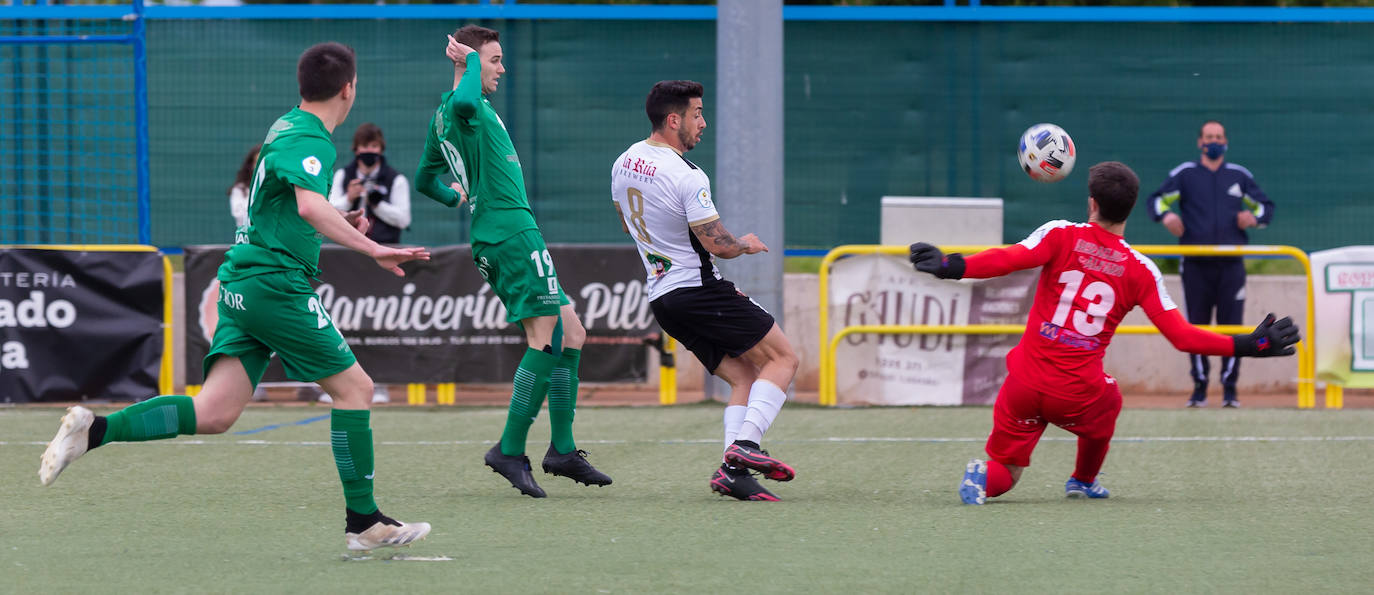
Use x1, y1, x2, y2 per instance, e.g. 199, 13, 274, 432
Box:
723, 405, 747, 450
736, 380, 787, 445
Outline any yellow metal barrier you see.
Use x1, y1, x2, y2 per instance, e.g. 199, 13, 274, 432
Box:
161, 253, 173, 395
1326, 384, 1343, 409
436, 383, 457, 405
406, 383, 426, 405
659, 336, 677, 405
819, 244, 1317, 408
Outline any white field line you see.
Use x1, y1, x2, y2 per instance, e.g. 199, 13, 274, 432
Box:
5, 436, 1374, 447
341, 554, 456, 562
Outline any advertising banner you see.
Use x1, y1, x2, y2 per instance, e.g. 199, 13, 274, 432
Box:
184, 244, 656, 384
828, 254, 1037, 405
1311, 247, 1374, 388
0, 248, 164, 403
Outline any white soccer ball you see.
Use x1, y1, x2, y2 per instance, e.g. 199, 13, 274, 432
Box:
1017, 123, 1076, 183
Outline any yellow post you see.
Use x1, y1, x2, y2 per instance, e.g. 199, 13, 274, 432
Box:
1297, 346, 1315, 409
437, 383, 456, 405
407, 383, 426, 405
160, 254, 174, 395
185, 384, 201, 396
659, 336, 677, 405
1326, 384, 1344, 410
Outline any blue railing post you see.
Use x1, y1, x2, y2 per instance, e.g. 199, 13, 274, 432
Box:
133, 0, 152, 245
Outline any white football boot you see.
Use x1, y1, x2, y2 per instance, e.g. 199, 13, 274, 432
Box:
39, 406, 95, 486
345, 516, 432, 552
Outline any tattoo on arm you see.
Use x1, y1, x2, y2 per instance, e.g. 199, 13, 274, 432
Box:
692, 219, 749, 258
613, 203, 631, 236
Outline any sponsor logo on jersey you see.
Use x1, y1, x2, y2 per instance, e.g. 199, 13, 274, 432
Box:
1038, 321, 1102, 351
302, 156, 322, 176
646, 253, 673, 277
623, 157, 658, 177
1228, 182, 1242, 197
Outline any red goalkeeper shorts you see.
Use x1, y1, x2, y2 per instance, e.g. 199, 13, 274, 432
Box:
984, 371, 1124, 468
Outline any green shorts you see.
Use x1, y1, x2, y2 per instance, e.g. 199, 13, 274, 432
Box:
473, 229, 571, 323
203, 270, 356, 387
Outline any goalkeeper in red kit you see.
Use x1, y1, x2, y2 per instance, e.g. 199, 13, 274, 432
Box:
908, 161, 1300, 505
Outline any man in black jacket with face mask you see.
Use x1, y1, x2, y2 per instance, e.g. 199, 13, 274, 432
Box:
330, 123, 411, 244
1147, 120, 1276, 408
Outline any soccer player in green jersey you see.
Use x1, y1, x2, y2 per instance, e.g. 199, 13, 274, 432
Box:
39, 43, 434, 552
415, 25, 611, 498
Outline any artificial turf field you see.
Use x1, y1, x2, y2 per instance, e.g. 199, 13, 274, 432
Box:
4, 404, 1372, 593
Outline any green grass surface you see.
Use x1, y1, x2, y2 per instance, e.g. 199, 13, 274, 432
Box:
4, 405, 1372, 593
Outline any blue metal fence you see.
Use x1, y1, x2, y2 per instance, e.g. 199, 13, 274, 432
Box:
2, 0, 150, 244
6, 2, 1374, 249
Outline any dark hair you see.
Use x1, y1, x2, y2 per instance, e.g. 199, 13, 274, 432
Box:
352, 123, 385, 152
228, 144, 261, 195
453, 25, 500, 56
297, 42, 356, 102
646, 80, 704, 131
1199, 119, 1224, 137
1088, 161, 1140, 224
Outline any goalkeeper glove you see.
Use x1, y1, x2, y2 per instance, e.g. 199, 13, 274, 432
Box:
909, 242, 965, 280
1232, 313, 1299, 357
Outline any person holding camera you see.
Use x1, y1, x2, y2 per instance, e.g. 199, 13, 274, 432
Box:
325, 123, 410, 405
330, 123, 411, 245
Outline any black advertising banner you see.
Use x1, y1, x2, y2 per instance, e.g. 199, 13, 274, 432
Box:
0, 248, 164, 403
184, 244, 657, 385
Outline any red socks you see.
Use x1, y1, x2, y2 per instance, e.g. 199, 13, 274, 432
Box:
986, 460, 1013, 497
1073, 437, 1111, 484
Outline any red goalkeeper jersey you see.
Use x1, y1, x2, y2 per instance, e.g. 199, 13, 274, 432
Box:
963, 220, 1186, 400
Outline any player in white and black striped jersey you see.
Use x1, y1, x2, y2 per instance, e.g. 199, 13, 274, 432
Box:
611, 80, 799, 501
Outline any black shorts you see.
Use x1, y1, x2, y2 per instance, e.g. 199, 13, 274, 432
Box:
650, 279, 775, 373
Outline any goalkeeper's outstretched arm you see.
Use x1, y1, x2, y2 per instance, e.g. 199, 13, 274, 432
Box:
1149, 309, 1300, 358
909, 242, 1051, 280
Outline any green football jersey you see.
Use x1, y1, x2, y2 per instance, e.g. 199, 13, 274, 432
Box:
219, 107, 336, 281
416, 52, 538, 245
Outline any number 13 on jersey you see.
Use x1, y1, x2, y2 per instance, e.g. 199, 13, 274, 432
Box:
1051, 269, 1114, 336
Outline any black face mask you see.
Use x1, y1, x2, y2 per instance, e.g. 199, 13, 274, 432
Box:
357, 152, 381, 167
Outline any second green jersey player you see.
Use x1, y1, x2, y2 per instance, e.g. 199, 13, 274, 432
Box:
415, 25, 611, 497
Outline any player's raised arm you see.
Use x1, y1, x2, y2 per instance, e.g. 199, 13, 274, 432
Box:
295, 186, 431, 276
445, 35, 482, 120
690, 218, 767, 259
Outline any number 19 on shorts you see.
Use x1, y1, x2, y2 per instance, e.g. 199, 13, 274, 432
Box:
530, 250, 559, 295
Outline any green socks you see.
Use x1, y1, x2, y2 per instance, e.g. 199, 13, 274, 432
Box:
500, 347, 558, 456
548, 348, 581, 454
101, 395, 197, 444
331, 409, 377, 515
100, 396, 379, 516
